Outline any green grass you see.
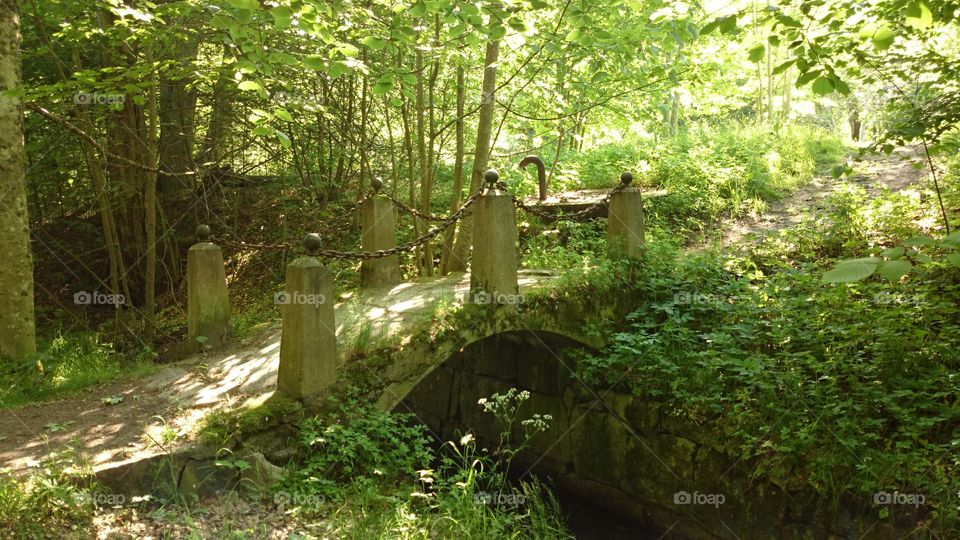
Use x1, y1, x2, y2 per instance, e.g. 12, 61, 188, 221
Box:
0, 332, 156, 408
0, 447, 98, 536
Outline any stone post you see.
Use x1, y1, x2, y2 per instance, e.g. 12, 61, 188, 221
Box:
277, 233, 338, 403
607, 172, 645, 258
470, 170, 519, 306
360, 178, 401, 288
187, 225, 231, 351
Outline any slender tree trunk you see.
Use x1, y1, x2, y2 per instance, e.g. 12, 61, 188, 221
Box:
0, 0, 36, 358
357, 54, 369, 197
669, 91, 680, 135
415, 48, 433, 276
440, 60, 466, 274
196, 45, 231, 169
766, 39, 774, 123
158, 36, 199, 193
384, 96, 400, 198
70, 46, 129, 311
783, 67, 792, 120
448, 39, 500, 272
400, 79, 419, 252
144, 60, 159, 339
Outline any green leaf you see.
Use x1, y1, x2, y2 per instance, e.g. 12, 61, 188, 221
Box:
238, 80, 262, 92
271, 6, 292, 19
881, 246, 905, 258
905, 1, 933, 30
748, 44, 766, 63
275, 130, 291, 148
338, 43, 360, 58
822, 258, 880, 283
304, 55, 326, 71
833, 78, 851, 96
565, 28, 582, 42
811, 76, 834, 96
410, 0, 426, 17
372, 81, 393, 95
795, 70, 821, 88
362, 36, 387, 50
905, 235, 936, 247
251, 125, 272, 136
946, 253, 960, 266
274, 108, 293, 122
329, 61, 351, 78
719, 15, 738, 34
877, 259, 913, 281
772, 59, 796, 75
872, 27, 895, 50
227, 0, 258, 10
700, 18, 721, 35
941, 232, 960, 249
489, 25, 507, 40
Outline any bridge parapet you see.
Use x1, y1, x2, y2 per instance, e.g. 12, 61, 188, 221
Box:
186, 169, 645, 404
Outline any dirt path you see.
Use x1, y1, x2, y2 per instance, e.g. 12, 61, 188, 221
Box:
711, 145, 928, 250
0, 323, 282, 475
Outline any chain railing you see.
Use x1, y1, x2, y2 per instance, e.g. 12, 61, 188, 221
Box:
496, 171, 634, 221
211, 172, 634, 258
382, 191, 446, 222
213, 183, 489, 260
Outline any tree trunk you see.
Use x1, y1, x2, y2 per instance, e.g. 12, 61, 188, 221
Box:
196, 45, 231, 169
0, 0, 36, 359
158, 36, 199, 193
440, 60, 466, 274
144, 61, 159, 340
400, 78, 419, 254
415, 48, 433, 276
448, 39, 500, 273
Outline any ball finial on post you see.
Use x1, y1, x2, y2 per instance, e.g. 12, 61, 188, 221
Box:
371, 177, 384, 192
303, 233, 322, 256
620, 172, 633, 186
196, 224, 211, 242
484, 169, 499, 187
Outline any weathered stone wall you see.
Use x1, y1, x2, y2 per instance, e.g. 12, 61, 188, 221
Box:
399, 332, 926, 539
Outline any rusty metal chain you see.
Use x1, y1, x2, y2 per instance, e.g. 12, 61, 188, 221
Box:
496, 180, 629, 220
312, 184, 487, 260
214, 184, 488, 260
331, 191, 376, 220
217, 237, 292, 252
382, 192, 446, 222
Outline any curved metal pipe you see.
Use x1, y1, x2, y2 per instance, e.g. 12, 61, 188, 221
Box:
519, 155, 547, 201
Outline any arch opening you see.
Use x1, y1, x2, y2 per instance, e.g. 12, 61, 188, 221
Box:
397, 330, 666, 538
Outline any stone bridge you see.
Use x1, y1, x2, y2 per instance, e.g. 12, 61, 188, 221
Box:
167, 170, 915, 539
